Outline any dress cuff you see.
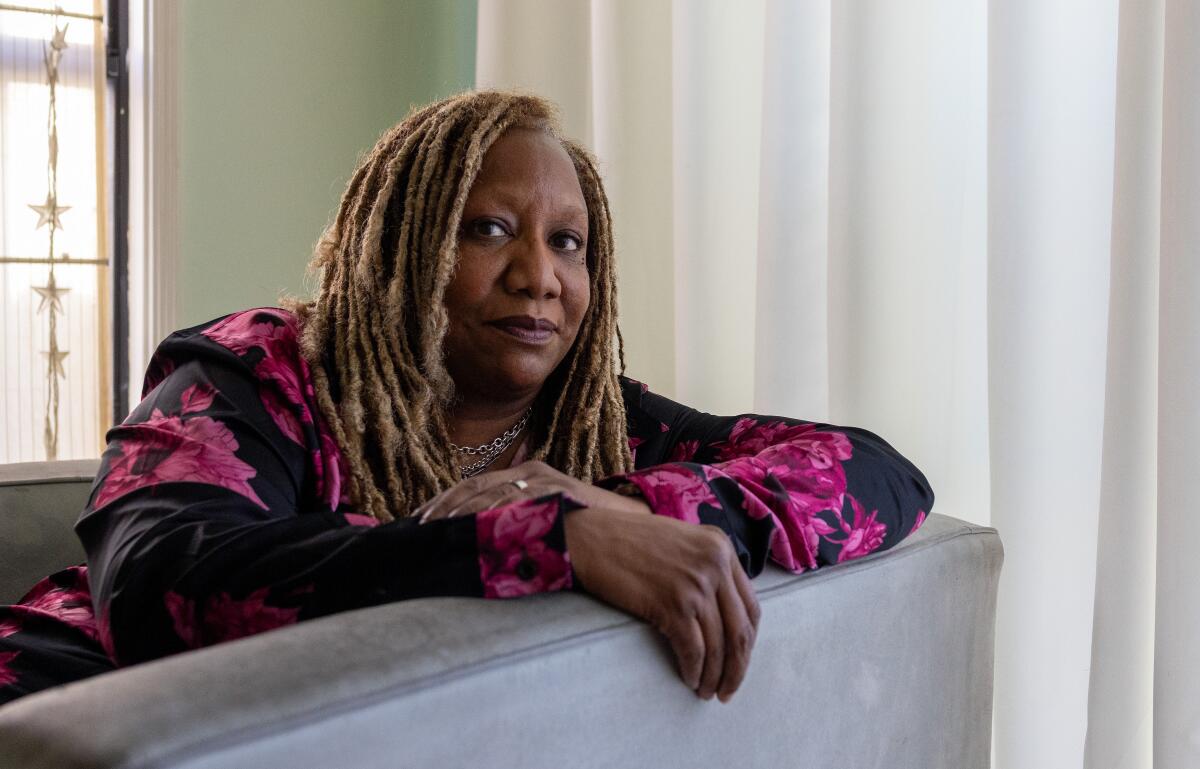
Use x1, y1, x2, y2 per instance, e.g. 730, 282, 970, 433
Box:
597, 464, 717, 525
475, 493, 582, 598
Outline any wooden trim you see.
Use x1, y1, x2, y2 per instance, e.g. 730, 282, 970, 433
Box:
92, 0, 111, 449
0, 3, 102, 21
126, 0, 179, 415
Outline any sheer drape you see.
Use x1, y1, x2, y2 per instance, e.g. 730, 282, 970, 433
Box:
0, 1, 110, 463
475, 0, 1198, 766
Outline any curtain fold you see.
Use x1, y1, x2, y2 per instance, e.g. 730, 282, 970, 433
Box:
476, 2, 1198, 766
1155, 1, 1200, 766
988, 3, 1119, 767
588, 0, 676, 394
669, 0, 764, 414
829, 0, 990, 526
1085, 2, 1163, 767
754, 0, 830, 422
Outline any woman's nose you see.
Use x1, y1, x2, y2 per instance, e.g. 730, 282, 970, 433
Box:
504, 236, 561, 299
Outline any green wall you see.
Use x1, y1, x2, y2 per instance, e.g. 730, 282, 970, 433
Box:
179, 0, 476, 325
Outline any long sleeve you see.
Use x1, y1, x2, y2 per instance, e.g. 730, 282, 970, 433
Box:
77, 309, 576, 667
601, 377, 934, 577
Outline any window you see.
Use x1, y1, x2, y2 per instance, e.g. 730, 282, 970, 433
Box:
0, 0, 124, 463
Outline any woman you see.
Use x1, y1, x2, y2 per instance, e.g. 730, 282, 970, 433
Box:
0, 91, 932, 708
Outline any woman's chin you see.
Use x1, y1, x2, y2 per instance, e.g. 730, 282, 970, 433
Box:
471, 360, 557, 401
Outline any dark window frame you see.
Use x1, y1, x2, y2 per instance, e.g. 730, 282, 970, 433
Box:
106, 0, 129, 427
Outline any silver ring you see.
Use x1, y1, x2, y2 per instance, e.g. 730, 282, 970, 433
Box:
510, 479, 528, 491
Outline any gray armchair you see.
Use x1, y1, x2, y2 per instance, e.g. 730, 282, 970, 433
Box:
0, 460, 1001, 769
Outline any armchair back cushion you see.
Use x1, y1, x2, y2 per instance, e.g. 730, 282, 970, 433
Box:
0, 460, 96, 603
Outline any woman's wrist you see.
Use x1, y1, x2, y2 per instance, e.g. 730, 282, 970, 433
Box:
610, 482, 652, 515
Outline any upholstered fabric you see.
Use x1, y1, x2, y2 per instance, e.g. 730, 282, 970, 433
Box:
0, 473, 1001, 769
0, 461, 95, 604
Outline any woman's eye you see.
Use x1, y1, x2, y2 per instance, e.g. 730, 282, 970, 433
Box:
469, 220, 507, 238
551, 232, 584, 252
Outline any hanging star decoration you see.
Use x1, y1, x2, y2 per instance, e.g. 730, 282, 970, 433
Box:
28, 193, 70, 231
46, 23, 68, 70
30, 15, 73, 461
50, 23, 69, 52
33, 273, 70, 315
42, 348, 69, 380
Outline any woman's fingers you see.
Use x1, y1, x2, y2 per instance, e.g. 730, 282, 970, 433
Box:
715, 578, 755, 702
415, 460, 542, 523
445, 481, 558, 520
562, 508, 761, 704
412, 488, 451, 521
665, 617, 706, 691
695, 598, 725, 700
440, 480, 523, 520
731, 553, 761, 632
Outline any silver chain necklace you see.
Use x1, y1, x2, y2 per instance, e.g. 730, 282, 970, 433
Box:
450, 407, 532, 478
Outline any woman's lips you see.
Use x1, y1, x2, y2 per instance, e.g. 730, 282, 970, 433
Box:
488, 316, 557, 344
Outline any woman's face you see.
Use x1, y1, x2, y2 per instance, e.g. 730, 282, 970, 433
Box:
442, 127, 591, 404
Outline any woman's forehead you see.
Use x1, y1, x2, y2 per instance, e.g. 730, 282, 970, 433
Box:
469, 128, 586, 215
479, 129, 573, 175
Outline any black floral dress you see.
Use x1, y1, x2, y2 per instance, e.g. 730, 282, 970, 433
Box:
0, 308, 933, 706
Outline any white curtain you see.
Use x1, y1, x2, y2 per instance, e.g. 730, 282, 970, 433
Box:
475, 1, 1198, 767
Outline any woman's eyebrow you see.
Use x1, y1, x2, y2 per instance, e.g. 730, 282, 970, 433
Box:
477, 185, 587, 222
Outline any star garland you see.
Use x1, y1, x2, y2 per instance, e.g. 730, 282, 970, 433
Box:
28, 15, 71, 460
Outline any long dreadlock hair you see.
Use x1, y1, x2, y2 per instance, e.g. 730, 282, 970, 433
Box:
286, 90, 632, 522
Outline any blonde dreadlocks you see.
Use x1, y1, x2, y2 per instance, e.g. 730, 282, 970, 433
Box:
286, 91, 632, 522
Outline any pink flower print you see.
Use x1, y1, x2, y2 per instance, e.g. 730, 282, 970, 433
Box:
179, 383, 216, 414
97, 609, 116, 661
628, 435, 645, 464
165, 587, 305, 648
703, 461, 823, 571
261, 385, 305, 446
626, 465, 718, 524
201, 310, 315, 434
201, 308, 297, 355
14, 571, 99, 643
669, 439, 700, 462
713, 418, 852, 468
254, 350, 315, 430
910, 509, 928, 536
765, 440, 848, 490
833, 495, 888, 563
706, 457, 832, 521
141, 353, 177, 399
0, 651, 19, 687
477, 497, 573, 598
710, 456, 767, 490
95, 410, 266, 510
164, 591, 199, 648
342, 512, 378, 527
482, 498, 557, 551
481, 540, 572, 598
314, 421, 349, 510
769, 532, 811, 573
715, 427, 852, 508
203, 588, 304, 644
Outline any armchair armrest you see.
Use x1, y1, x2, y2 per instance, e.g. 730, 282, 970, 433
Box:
0, 514, 1001, 769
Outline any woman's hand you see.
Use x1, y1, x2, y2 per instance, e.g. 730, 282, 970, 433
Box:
565, 507, 761, 702
415, 461, 648, 522
416, 461, 761, 702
